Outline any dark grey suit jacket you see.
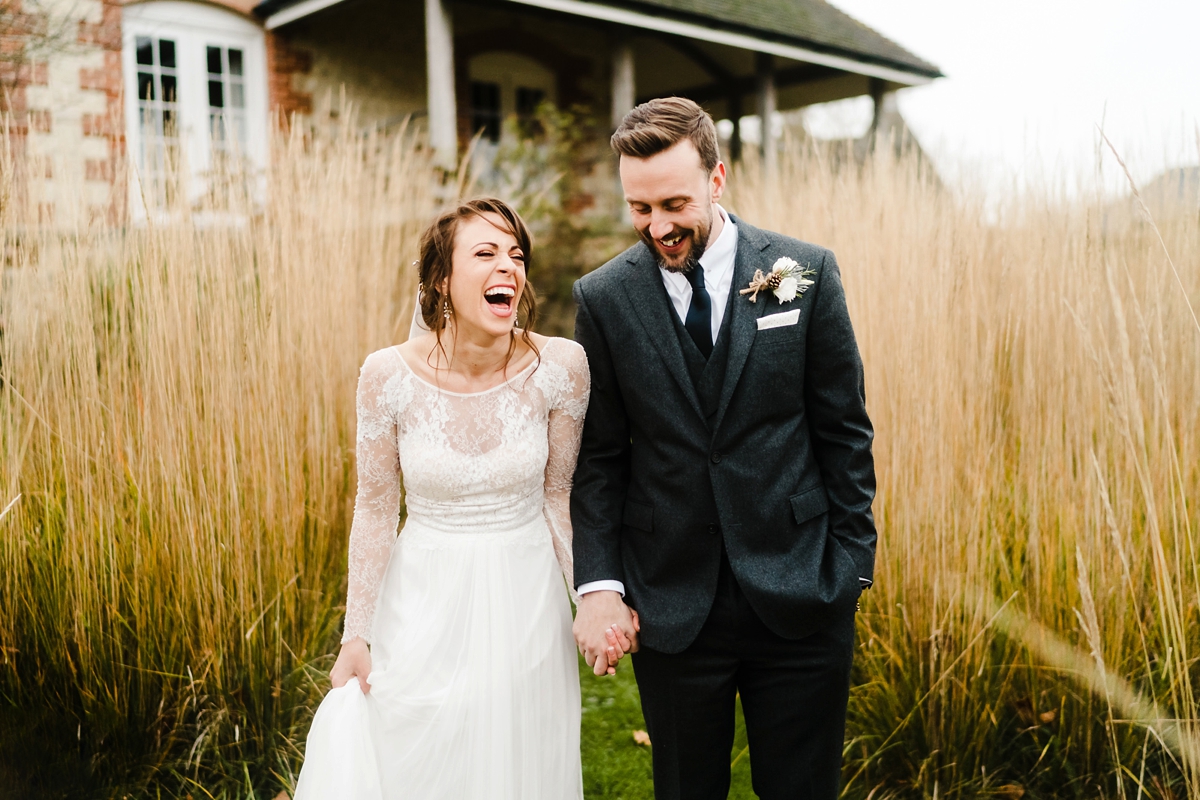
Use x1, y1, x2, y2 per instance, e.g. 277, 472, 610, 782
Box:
570, 216, 876, 654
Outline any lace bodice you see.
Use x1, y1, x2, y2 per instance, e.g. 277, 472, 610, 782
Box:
342, 337, 590, 644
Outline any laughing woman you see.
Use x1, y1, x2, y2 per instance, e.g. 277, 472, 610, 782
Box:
293, 198, 626, 799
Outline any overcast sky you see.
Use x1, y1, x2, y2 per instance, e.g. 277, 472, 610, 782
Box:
805, 0, 1200, 199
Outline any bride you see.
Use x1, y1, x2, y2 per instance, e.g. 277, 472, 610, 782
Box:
294, 198, 629, 799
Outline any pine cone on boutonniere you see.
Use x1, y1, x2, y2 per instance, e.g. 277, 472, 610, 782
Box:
739, 257, 816, 304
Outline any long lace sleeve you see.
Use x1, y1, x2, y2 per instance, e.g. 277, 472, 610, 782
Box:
541, 340, 590, 605
342, 351, 403, 644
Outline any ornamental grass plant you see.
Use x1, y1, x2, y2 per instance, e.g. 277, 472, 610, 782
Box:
0, 111, 1198, 799
728, 135, 1199, 799
0, 113, 434, 795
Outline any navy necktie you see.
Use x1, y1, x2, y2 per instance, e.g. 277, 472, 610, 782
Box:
684, 263, 713, 359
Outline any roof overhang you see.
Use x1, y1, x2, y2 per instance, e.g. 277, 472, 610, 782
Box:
263, 0, 344, 29
262, 0, 937, 86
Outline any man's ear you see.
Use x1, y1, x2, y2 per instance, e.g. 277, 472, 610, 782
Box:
711, 161, 727, 203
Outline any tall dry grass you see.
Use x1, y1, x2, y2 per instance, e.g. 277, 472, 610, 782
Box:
0, 115, 434, 793
732, 136, 1199, 798
1, 113, 1198, 798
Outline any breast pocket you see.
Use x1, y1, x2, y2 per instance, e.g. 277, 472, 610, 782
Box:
750, 324, 807, 391
755, 308, 805, 344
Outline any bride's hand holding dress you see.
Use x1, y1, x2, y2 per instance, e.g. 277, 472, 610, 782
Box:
330, 637, 371, 695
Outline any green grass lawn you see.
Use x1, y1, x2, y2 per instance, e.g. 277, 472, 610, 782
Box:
578, 655, 757, 799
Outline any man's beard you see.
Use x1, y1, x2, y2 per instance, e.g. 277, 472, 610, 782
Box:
640, 206, 714, 275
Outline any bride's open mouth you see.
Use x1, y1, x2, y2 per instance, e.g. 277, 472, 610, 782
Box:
484, 284, 517, 317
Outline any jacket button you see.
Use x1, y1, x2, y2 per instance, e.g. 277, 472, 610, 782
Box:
710, 451, 722, 464
707, 524, 719, 535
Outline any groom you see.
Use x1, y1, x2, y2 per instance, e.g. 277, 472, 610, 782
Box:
571, 97, 876, 799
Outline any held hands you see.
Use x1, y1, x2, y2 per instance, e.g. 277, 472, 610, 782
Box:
573, 590, 640, 676
330, 637, 372, 694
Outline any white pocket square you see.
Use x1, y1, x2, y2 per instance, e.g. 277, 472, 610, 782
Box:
756, 309, 800, 330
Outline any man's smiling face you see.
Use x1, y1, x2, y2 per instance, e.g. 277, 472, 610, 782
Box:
619, 139, 726, 273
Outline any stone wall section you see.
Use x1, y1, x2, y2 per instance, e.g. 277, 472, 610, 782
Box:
16, 0, 122, 223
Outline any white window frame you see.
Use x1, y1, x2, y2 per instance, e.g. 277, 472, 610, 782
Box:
122, 1, 268, 217
467, 52, 556, 178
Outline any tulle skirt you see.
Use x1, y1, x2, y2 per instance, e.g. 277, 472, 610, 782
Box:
294, 516, 583, 800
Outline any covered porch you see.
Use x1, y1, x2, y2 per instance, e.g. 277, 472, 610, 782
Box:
255, 0, 940, 169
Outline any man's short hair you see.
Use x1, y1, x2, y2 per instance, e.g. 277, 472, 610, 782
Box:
611, 97, 721, 173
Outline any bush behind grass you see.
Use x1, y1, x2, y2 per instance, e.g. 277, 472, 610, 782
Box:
1, 116, 1198, 798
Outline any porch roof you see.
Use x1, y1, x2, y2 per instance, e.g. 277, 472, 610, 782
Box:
593, 0, 938, 79
256, 0, 941, 84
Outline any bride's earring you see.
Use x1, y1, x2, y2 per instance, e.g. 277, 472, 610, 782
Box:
443, 298, 452, 322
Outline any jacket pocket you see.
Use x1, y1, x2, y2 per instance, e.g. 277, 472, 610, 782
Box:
789, 485, 829, 525
622, 500, 654, 532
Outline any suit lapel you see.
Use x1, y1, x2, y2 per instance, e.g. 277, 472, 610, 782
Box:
713, 217, 773, 434
619, 244, 706, 422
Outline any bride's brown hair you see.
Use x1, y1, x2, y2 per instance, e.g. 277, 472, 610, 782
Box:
416, 197, 539, 372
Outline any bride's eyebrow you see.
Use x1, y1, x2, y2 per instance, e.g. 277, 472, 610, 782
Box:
472, 241, 499, 249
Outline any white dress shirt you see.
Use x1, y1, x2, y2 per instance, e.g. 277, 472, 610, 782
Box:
578, 207, 738, 598
658, 205, 738, 345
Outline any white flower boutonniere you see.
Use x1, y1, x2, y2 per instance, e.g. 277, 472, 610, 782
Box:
739, 257, 816, 304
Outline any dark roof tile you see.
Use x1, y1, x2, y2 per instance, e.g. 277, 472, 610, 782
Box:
618, 0, 940, 77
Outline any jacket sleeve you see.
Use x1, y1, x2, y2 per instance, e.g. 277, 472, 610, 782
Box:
803, 249, 878, 584
569, 281, 631, 589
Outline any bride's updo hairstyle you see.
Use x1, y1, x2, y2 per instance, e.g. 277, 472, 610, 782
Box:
416, 197, 539, 370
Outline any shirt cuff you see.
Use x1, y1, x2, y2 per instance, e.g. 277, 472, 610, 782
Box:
859, 577, 873, 589
578, 580, 626, 597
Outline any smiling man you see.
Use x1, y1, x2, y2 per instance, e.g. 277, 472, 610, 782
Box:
570, 97, 877, 800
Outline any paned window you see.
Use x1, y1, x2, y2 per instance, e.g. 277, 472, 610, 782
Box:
123, 2, 267, 217
471, 81, 502, 144
466, 52, 556, 152
135, 36, 179, 194
206, 45, 247, 153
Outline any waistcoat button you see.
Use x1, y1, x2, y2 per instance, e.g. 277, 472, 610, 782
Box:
710, 451, 722, 464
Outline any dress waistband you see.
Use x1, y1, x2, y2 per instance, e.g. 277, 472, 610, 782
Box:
400, 513, 550, 552
402, 485, 543, 534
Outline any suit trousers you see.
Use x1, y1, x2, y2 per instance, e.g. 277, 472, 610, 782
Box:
631, 550, 856, 800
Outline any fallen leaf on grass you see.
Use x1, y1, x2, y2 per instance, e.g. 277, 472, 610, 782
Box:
1038, 709, 1057, 724
633, 730, 651, 746
996, 785, 1025, 799
272, 792, 291, 800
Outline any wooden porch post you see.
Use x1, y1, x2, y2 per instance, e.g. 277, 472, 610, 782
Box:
425, 0, 457, 170
611, 40, 635, 130
610, 39, 635, 220
755, 52, 776, 172
728, 93, 743, 163
868, 76, 886, 148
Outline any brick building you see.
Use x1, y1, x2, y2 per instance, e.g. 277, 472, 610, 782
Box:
4, 0, 939, 221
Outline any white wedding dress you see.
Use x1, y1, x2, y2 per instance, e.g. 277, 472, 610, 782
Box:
294, 337, 588, 800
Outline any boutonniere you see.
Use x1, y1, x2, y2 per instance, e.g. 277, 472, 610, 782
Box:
739, 257, 816, 304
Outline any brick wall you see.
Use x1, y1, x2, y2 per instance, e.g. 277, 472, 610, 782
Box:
266, 30, 313, 124
0, 0, 52, 147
